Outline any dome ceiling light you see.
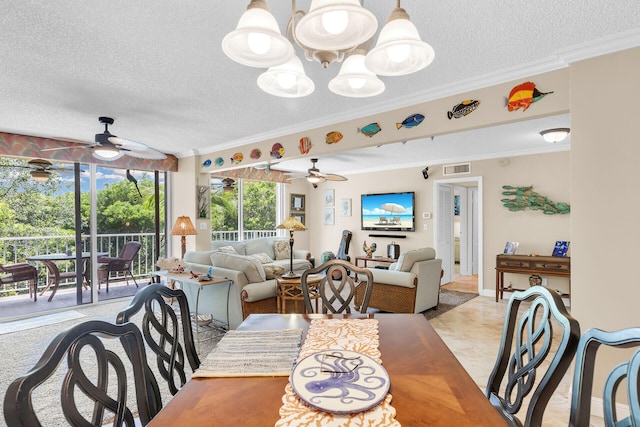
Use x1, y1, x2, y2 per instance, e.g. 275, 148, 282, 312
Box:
222, 0, 434, 98
540, 128, 570, 143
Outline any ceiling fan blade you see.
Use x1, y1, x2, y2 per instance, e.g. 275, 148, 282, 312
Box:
122, 148, 167, 160
325, 173, 347, 181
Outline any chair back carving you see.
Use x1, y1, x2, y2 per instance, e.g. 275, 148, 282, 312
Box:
485, 286, 580, 427
569, 327, 640, 427
4, 320, 160, 426
116, 284, 200, 397
301, 259, 373, 314
336, 230, 352, 261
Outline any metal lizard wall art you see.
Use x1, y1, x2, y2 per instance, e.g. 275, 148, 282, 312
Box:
501, 185, 570, 214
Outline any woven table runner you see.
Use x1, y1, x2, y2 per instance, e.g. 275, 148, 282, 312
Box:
193, 329, 303, 378
275, 319, 400, 427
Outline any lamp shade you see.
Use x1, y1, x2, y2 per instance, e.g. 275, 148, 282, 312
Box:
257, 55, 315, 98
221, 0, 294, 68
329, 52, 385, 97
277, 216, 307, 231
365, 6, 434, 76
295, 0, 378, 51
171, 216, 197, 236
540, 128, 570, 143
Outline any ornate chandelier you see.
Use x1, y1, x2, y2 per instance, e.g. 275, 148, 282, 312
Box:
222, 0, 435, 98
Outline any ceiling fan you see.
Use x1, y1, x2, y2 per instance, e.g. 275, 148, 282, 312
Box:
43, 116, 167, 161
0, 158, 75, 182
213, 177, 236, 193
288, 158, 347, 188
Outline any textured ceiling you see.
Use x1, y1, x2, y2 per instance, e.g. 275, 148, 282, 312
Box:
0, 1, 639, 174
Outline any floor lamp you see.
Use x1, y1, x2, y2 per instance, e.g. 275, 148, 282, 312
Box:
171, 216, 197, 259
277, 216, 307, 279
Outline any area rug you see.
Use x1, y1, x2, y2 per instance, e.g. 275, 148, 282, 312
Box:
0, 310, 86, 335
423, 289, 478, 320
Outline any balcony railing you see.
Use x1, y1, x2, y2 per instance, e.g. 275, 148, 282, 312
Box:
0, 233, 161, 298
1, 229, 279, 298
212, 230, 278, 241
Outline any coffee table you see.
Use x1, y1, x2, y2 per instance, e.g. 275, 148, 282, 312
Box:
276, 274, 323, 314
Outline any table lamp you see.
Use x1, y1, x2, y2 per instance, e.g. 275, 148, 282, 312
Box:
171, 216, 197, 258
277, 216, 307, 278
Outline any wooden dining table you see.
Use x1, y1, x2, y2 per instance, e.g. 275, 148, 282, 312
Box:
148, 313, 508, 426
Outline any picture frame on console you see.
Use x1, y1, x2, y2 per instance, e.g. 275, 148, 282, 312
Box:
292, 213, 305, 226
503, 241, 519, 255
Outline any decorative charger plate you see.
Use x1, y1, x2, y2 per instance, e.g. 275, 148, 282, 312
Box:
290, 350, 390, 414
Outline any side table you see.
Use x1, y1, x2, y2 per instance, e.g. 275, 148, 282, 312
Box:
152, 270, 233, 350
276, 274, 323, 314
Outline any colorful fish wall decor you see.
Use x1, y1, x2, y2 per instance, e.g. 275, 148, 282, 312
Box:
215, 157, 224, 167
396, 113, 425, 129
448, 100, 480, 119
250, 148, 262, 159
231, 153, 243, 164
506, 82, 553, 112
325, 131, 343, 144
202, 159, 212, 168
358, 122, 382, 138
271, 143, 284, 159
299, 137, 312, 154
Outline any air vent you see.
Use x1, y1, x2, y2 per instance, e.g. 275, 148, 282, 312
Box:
443, 162, 471, 176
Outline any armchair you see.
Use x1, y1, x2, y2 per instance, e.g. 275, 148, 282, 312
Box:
355, 247, 442, 313
97, 241, 142, 292
0, 262, 38, 301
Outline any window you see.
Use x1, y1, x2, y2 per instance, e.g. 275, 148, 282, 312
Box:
210, 177, 278, 241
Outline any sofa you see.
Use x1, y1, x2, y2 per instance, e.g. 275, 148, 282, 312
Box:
355, 247, 443, 313
183, 237, 312, 329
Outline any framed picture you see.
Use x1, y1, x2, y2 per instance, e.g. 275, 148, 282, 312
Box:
292, 213, 305, 226
340, 198, 352, 217
323, 189, 335, 207
290, 194, 305, 212
503, 241, 519, 255
552, 241, 570, 257
197, 185, 210, 219
324, 208, 335, 225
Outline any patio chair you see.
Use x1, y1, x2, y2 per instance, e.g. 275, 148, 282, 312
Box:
97, 241, 142, 292
301, 259, 374, 314
116, 284, 200, 397
486, 286, 580, 427
0, 262, 38, 301
569, 327, 640, 426
4, 320, 161, 426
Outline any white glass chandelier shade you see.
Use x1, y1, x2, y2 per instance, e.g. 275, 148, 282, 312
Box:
540, 128, 570, 143
257, 55, 315, 98
365, 7, 435, 76
222, 0, 294, 68
328, 53, 385, 97
295, 0, 378, 51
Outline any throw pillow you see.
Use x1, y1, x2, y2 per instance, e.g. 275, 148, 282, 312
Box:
210, 252, 266, 283
273, 240, 291, 261
217, 245, 237, 254
251, 252, 274, 264
263, 264, 285, 279
396, 248, 436, 272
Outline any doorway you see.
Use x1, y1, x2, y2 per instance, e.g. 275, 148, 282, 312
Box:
434, 177, 483, 294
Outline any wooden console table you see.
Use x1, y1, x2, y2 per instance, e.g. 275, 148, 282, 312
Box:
495, 254, 570, 302
355, 255, 397, 269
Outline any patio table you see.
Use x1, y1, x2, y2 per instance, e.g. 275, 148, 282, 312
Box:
26, 252, 108, 302
148, 313, 507, 426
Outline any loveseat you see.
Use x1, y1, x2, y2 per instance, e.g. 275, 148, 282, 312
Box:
183, 237, 312, 328
354, 247, 443, 313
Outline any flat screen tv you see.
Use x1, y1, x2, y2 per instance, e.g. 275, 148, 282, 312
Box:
361, 191, 415, 232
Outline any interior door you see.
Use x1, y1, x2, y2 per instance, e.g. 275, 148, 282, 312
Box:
437, 184, 454, 285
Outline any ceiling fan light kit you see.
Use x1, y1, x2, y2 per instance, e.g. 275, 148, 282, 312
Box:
30, 170, 51, 182
223, 0, 434, 98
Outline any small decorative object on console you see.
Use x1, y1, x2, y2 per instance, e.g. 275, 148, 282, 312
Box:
503, 241, 519, 255
552, 241, 570, 257
156, 257, 187, 273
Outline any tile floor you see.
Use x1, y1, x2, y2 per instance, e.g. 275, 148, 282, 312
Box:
433, 275, 604, 426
